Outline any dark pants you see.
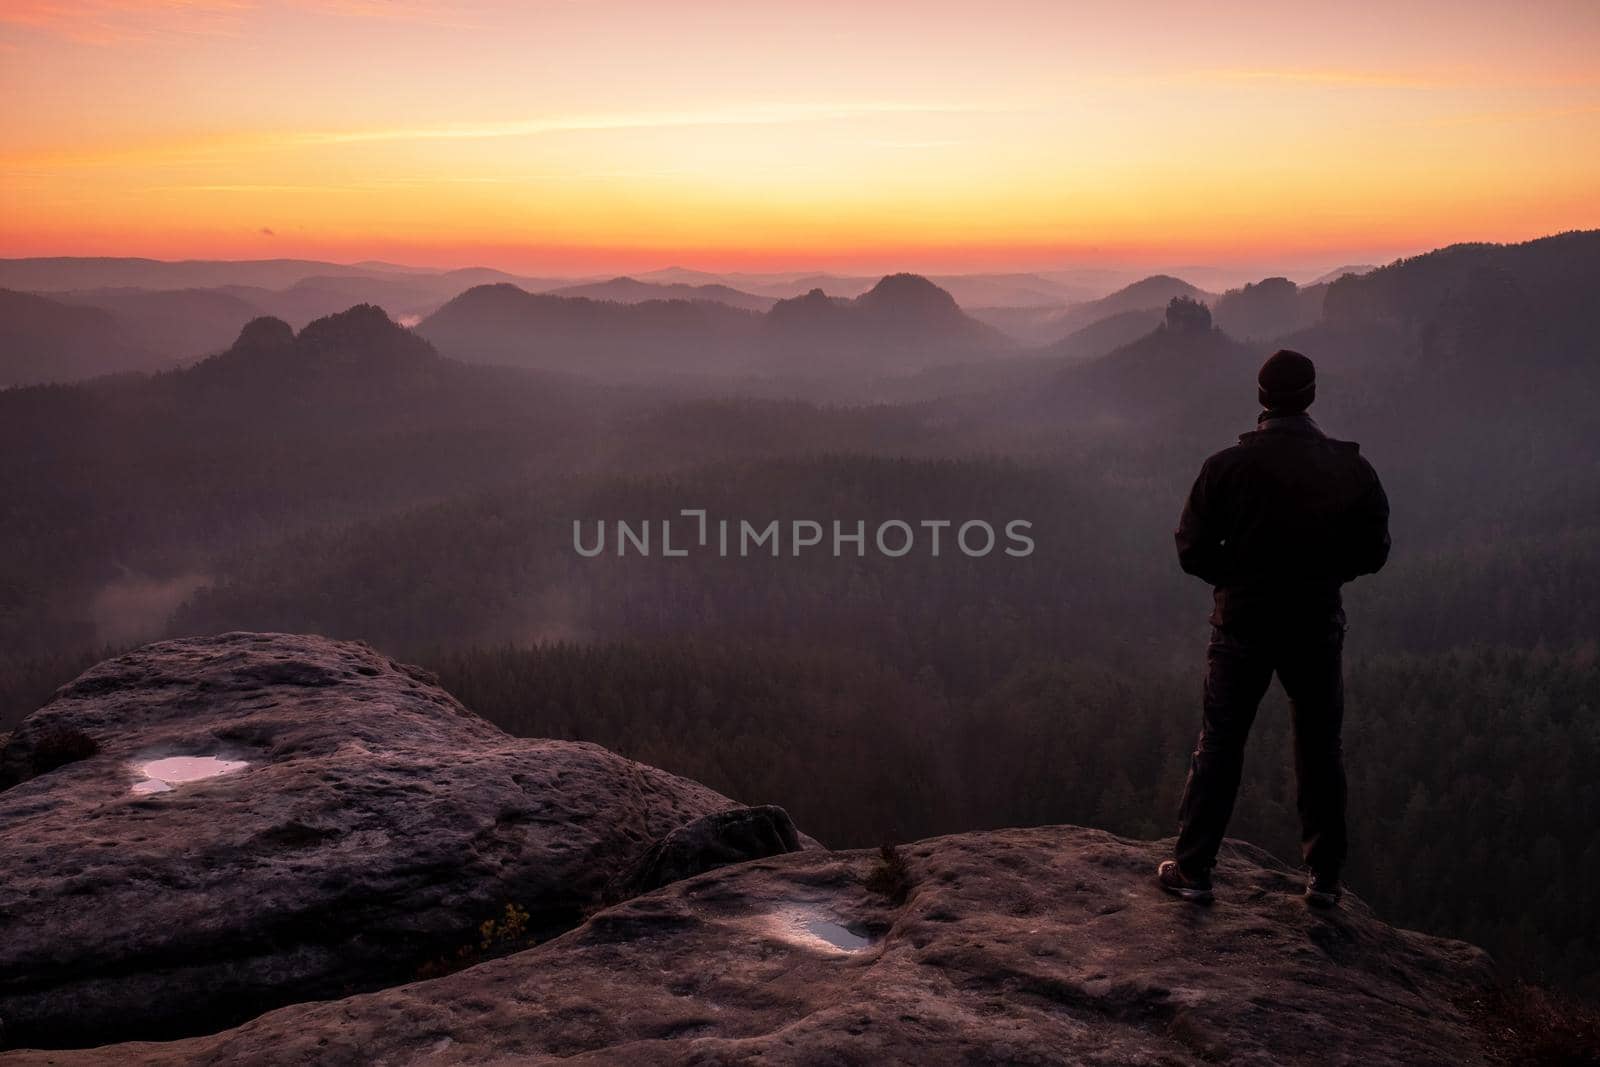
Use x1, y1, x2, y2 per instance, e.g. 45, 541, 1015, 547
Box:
1174, 614, 1347, 879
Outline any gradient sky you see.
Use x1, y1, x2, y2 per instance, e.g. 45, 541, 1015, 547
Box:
3, 0, 1598, 274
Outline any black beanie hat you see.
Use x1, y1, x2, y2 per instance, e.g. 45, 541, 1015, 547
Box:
1258, 349, 1316, 411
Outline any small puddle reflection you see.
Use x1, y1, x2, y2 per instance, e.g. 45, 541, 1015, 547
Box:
804, 918, 872, 952
764, 905, 875, 955
130, 756, 249, 795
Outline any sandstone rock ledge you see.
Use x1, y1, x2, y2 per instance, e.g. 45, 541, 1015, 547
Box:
11, 826, 1497, 1065
0, 633, 737, 1049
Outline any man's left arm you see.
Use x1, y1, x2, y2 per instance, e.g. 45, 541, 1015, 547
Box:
1175, 460, 1229, 585
1341, 458, 1391, 579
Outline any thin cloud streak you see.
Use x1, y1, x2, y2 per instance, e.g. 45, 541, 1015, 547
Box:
141, 172, 703, 192
290, 103, 1004, 147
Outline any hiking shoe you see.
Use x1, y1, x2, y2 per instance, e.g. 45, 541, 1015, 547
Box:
1157, 860, 1214, 903
1305, 871, 1343, 908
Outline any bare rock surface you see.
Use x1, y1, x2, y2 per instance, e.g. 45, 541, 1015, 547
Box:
0, 633, 733, 1049
612, 802, 803, 899
16, 826, 1498, 1065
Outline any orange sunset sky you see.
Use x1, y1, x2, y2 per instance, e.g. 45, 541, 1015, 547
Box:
3, 0, 1598, 274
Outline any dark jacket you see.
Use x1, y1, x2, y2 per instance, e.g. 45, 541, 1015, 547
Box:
1176, 413, 1390, 626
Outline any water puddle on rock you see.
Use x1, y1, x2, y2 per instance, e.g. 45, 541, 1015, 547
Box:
763, 905, 874, 955
130, 756, 250, 795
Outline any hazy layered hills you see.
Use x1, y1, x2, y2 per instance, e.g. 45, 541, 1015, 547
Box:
0, 305, 598, 483
1053, 299, 1260, 423
974, 271, 1337, 350
1310, 263, 1378, 285
1210, 276, 1328, 341
0, 281, 460, 387
0, 289, 169, 385
0, 275, 515, 387
39, 287, 269, 364
1041, 307, 1168, 361
2, 257, 1108, 308
9, 231, 1591, 404
415, 272, 1014, 382
0, 260, 573, 385
417, 283, 764, 379
971, 274, 1217, 345
0, 253, 1387, 388
1283, 229, 1600, 396
215, 274, 443, 328
537, 271, 1053, 314
546, 276, 775, 311
5, 233, 1593, 401
182, 305, 445, 396
762, 273, 1014, 375
2, 271, 1022, 388
1, 256, 1107, 312
635, 266, 1100, 306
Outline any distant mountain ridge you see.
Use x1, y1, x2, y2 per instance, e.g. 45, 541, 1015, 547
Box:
0, 289, 166, 386
1279, 229, 1600, 389
51, 287, 267, 361
0, 257, 1091, 310
1310, 264, 1377, 286
213, 302, 435, 364
545, 276, 775, 311
762, 273, 1011, 375
175, 305, 446, 403
419, 272, 1010, 381
5, 235, 1595, 392
971, 274, 1217, 345
1211, 277, 1327, 340
417, 283, 763, 380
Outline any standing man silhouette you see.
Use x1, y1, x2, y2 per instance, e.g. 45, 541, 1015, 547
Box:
1158, 350, 1390, 907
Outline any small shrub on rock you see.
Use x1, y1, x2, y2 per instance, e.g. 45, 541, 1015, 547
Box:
416, 902, 534, 980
